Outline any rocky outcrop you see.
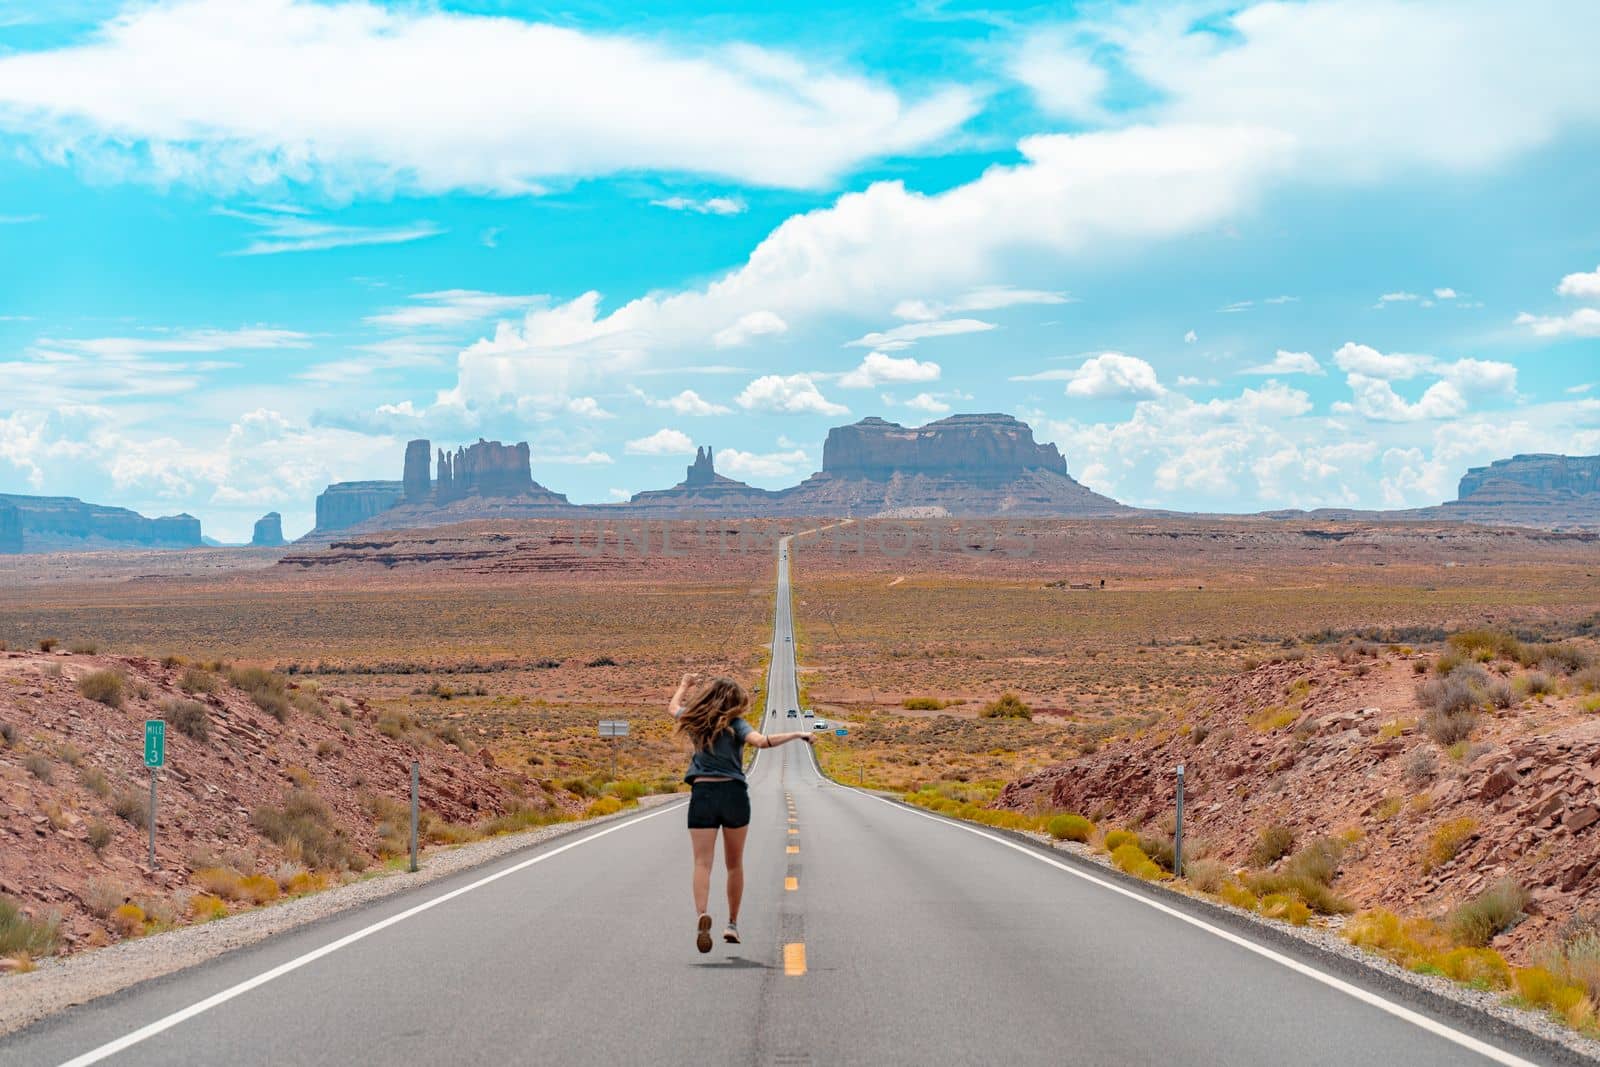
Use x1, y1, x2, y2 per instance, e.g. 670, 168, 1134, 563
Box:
821, 414, 1070, 479
250, 512, 286, 547
435, 439, 550, 501
994, 653, 1600, 959
0, 499, 21, 554
616, 445, 778, 516
1459, 454, 1600, 500
0, 494, 204, 552
302, 440, 574, 540
778, 414, 1125, 517
403, 439, 432, 502
313, 482, 405, 534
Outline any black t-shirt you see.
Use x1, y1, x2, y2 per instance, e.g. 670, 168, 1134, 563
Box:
683, 716, 753, 783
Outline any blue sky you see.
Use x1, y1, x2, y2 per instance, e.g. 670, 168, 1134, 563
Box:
1, 0, 1597, 541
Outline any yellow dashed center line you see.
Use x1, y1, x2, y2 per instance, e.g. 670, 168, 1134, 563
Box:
783, 943, 807, 976
787, 828, 798, 835
786, 845, 799, 854
785, 876, 798, 891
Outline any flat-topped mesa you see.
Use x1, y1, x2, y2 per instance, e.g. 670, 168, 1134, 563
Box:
251, 512, 286, 547
435, 439, 541, 501
403, 439, 432, 502
314, 481, 404, 533
0, 493, 203, 551
0, 499, 21, 554
821, 413, 1070, 480
1459, 453, 1600, 500
780, 413, 1124, 517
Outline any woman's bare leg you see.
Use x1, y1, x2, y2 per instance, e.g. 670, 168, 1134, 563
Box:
690, 828, 718, 915
722, 825, 749, 924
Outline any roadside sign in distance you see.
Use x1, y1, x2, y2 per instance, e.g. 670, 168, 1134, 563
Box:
144, 720, 166, 768
597, 720, 630, 737
835, 728, 848, 736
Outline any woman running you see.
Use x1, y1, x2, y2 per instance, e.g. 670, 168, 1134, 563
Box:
670, 672, 813, 953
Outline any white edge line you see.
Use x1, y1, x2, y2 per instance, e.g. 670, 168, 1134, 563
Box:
831, 770, 1537, 1067
55, 800, 687, 1067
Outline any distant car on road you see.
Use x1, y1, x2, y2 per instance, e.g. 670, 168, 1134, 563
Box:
811, 719, 828, 730
788, 708, 798, 717
803, 709, 814, 718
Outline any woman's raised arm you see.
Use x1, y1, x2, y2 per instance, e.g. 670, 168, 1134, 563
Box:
669, 672, 705, 717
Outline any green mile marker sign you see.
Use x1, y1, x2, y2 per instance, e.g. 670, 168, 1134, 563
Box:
144, 719, 165, 769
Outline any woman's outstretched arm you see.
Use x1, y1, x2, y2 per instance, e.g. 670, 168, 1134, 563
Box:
746, 729, 814, 749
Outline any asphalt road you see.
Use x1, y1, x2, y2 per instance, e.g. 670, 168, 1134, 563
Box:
0, 534, 1577, 1066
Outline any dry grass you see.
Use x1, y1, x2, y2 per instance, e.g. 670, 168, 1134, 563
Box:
1423, 816, 1479, 872
251, 789, 357, 871
77, 669, 125, 708
0, 896, 59, 958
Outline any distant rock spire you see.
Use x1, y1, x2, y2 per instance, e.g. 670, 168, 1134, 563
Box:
685, 445, 715, 486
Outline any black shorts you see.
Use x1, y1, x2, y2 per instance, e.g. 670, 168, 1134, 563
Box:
686, 779, 751, 829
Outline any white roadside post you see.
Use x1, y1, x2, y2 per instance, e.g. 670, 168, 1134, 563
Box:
143, 719, 165, 869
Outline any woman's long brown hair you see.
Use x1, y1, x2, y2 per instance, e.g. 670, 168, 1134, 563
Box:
675, 676, 749, 751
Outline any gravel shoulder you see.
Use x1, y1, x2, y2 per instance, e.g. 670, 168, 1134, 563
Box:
0, 794, 680, 1037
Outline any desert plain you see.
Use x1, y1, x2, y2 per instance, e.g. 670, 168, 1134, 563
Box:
3, 515, 1600, 1018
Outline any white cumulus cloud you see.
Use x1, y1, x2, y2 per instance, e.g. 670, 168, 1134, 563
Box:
715, 447, 811, 479
1061, 352, 1166, 400
1243, 350, 1324, 376
735, 374, 848, 416
625, 428, 695, 455
838, 352, 941, 389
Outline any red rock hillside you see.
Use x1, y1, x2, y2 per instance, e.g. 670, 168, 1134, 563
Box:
996, 642, 1600, 960
0, 648, 545, 958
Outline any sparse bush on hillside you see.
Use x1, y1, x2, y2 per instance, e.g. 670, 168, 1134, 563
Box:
1448, 879, 1527, 947
0, 720, 14, 747
78, 669, 125, 708
0, 896, 60, 958
67, 638, 99, 654
902, 697, 945, 711
1047, 813, 1094, 842
1518, 671, 1556, 698
980, 693, 1031, 720
1423, 817, 1478, 872
1485, 678, 1517, 709
585, 655, 619, 668
179, 667, 218, 695
1184, 858, 1227, 893
229, 666, 292, 721
1111, 842, 1166, 881
79, 765, 110, 797
1245, 836, 1352, 915
112, 790, 148, 829
87, 820, 114, 854
1249, 823, 1295, 867
1448, 629, 1524, 663
20, 753, 53, 783
1539, 911, 1600, 1003
1102, 829, 1137, 852
1521, 642, 1592, 674
38, 637, 59, 652
162, 698, 210, 741
252, 788, 355, 871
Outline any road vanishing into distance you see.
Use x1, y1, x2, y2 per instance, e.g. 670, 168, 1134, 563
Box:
1, 533, 1581, 1066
